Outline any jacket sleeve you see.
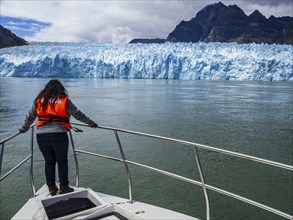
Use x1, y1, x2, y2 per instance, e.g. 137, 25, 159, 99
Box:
19, 102, 37, 133
66, 99, 97, 126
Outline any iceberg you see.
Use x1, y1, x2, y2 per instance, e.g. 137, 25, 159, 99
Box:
0, 42, 292, 81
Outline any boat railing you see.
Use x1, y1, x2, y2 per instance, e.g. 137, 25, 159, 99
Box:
0, 123, 292, 220
0, 126, 36, 196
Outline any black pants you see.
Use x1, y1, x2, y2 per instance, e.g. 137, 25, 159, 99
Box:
37, 132, 69, 187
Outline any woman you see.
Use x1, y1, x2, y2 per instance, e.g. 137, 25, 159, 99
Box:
19, 79, 98, 196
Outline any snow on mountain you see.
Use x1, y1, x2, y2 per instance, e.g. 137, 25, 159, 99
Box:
0, 42, 292, 81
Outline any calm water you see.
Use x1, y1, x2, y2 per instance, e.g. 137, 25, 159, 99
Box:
0, 78, 292, 219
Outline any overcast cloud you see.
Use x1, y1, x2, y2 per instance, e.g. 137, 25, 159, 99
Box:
1, 0, 292, 43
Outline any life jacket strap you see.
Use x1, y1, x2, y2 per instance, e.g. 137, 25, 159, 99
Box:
38, 115, 70, 123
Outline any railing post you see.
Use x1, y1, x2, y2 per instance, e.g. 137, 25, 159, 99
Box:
114, 131, 133, 203
69, 131, 79, 187
0, 131, 22, 181
193, 146, 210, 220
30, 127, 36, 197
0, 143, 4, 176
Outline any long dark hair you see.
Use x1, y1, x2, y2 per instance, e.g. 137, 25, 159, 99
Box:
35, 79, 68, 111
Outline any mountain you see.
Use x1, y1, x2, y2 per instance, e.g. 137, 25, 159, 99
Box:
130, 2, 293, 44
0, 25, 28, 49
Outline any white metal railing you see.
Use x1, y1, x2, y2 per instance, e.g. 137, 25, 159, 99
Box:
0, 127, 36, 196
1, 123, 292, 220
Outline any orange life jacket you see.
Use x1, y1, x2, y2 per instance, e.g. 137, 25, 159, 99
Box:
36, 96, 71, 131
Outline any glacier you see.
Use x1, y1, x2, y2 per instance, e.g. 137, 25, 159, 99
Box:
0, 42, 292, 81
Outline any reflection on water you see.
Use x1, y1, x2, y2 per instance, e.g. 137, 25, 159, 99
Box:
0, 78, 292, 219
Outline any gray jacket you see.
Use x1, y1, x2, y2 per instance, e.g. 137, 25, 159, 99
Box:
20, 98, 97, 134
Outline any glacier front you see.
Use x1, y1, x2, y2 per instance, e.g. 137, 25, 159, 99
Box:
0, 42, 292, 81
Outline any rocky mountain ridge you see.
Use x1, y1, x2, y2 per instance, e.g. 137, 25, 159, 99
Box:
0, 25, 28, 49
130, 2, 293, 44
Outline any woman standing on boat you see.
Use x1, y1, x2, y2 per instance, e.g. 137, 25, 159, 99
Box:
19, 79, 98, 196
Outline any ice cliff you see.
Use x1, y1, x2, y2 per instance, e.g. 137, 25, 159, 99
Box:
0, 42, 292, 81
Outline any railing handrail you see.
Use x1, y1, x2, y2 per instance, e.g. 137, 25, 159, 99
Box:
0, 131, 22, 145
71, 122, 293, 171
2, 124, 292, 171
74, 148, 293, 220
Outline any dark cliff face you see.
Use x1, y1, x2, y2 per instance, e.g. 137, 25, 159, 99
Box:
166, 2, 293, 44
0, 25, 28, 49
130, 2, 292, 44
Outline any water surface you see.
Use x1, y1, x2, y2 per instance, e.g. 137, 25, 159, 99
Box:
0, 78, 292, 219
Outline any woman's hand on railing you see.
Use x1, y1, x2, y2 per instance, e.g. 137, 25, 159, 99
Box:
90, 123, 98, 128
19, 128, 27, 133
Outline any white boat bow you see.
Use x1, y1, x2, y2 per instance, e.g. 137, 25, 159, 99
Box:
12, 184, 197, 220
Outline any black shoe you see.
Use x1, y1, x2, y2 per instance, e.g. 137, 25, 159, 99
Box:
59, 185, 74, 194
48, 185, 58, 196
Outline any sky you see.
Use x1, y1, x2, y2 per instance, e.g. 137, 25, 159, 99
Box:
1, 0, 292, 43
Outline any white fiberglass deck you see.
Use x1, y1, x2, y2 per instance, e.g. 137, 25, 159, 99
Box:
12, 184, 197, 220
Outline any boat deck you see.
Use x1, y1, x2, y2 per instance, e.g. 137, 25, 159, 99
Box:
12, 184, 197, 220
